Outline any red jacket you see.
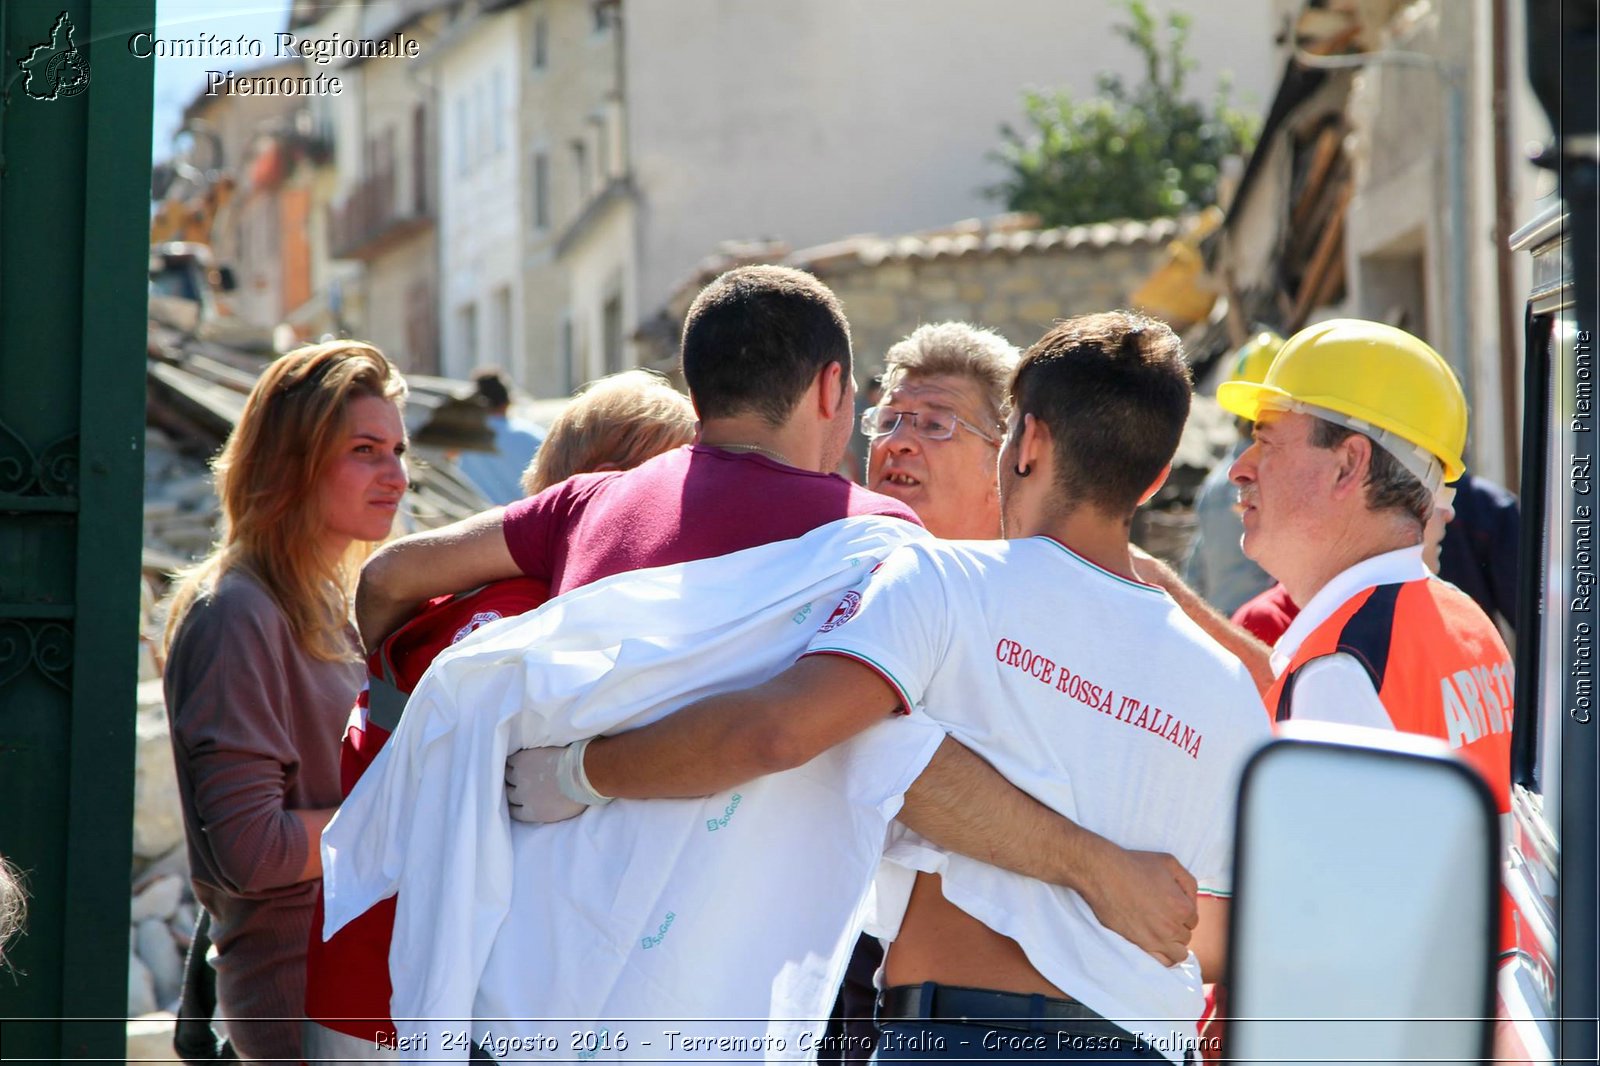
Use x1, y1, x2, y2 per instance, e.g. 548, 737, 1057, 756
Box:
304, 579, 549, 1042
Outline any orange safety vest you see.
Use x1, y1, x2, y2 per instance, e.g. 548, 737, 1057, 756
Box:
1266, 578, 1513, 806
1266, 577, 1515, 953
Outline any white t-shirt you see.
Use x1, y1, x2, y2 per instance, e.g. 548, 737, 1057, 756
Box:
808, 536, 1271, 1059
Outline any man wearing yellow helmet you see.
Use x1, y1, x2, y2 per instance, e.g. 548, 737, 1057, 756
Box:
1217, 319, 1513, 810
1182, 332, 1284, 615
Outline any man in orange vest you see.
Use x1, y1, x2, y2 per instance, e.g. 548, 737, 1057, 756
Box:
1216, 317, 1513, 807
1182, 322, 1516, 1060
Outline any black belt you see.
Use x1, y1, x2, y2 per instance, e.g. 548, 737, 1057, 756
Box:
876, 982, 1145, 1044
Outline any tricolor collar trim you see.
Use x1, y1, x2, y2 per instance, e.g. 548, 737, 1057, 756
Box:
1035, 537, 1165, 594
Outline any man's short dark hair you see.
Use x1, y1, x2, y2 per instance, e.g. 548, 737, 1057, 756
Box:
1010, 311, 1192, 517
472, 366, 513, 410
680, 265, 853, 425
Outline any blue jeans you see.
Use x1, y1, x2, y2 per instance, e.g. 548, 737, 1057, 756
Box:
874, 983, 1180, 1063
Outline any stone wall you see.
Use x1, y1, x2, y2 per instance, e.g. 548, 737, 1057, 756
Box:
814, 226, 1177, 372
640, 215, 1189, 377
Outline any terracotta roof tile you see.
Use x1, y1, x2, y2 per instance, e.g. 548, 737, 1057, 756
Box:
784, 213, 1200, 274
658, 214, 1203, 312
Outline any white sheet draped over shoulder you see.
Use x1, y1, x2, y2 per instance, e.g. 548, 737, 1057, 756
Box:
321, 517, 944, 1061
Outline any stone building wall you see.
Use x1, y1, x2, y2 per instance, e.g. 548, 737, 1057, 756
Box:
642, 214, 1191, 374
809, 220, 1181, 371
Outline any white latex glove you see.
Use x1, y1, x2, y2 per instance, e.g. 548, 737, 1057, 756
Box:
505, 746, 585, 824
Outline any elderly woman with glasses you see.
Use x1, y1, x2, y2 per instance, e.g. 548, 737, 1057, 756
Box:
859, 321, 1018, 540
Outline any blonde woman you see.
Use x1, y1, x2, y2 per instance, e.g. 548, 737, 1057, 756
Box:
519, 368, 697, 495
162, 342, 407, 1064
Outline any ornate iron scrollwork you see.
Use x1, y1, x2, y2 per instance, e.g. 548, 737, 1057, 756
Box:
0, 417, 79, 497
0, 620, 73, 691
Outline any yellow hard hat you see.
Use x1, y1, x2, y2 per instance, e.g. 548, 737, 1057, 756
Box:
1217, 319, 1468, 484
1228, 331, 1286, 386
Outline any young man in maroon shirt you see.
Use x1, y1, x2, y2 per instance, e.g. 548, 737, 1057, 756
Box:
355, 265, 1197, 968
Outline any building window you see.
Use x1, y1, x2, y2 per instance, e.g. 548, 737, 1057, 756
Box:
492, 70, 505, 155
412, 104, 428, 214
590, 115, 608, 186
491, 286, 512, 361
406, 278, 439, 375
602, 292, 624, 375
592, 1, 612, 34
533, 151, 549, 229
458, 302, 479, 367
474, 82, 487, 160
560, 312, 576, 393
380, 127, 396, 177
455, 96, 468, 176
572, 138, 590, 202
604, 96, 625, 179
532, 12, 548, 69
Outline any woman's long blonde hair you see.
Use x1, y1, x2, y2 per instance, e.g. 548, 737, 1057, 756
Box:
163, 341, 407, 662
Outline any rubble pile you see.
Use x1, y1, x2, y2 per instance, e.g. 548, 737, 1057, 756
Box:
125, 587, 191, 1058
1132, 394, 1238, 566
144, 428, 219, 568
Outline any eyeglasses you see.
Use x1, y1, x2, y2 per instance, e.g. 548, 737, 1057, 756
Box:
859, 405, 1001, 445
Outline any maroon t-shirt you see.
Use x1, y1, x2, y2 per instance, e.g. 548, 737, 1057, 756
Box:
502, 444, 921, 592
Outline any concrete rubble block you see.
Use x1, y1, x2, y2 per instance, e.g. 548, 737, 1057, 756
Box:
145, 432, 180, 481
134, 841, 191, 893
138, 577, 163, 682
131, 874, 184, 924
1134, 506, 1198, 566
137, 917, 185, 1008
172, 475, 219, 510
172, 902, 198, 950
133, 682, 185, 861
137, 640, 162, 684
153, 511, 216, 533
129, 948, 158, 1017
127, 1011, 181, 1062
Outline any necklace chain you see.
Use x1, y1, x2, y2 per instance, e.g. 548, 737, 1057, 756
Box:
712, 442, 794, 467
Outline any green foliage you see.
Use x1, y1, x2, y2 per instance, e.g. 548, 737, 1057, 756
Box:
988, 1, 1260, 226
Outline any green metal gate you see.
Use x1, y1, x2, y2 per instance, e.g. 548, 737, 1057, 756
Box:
1, 0, 154, 1058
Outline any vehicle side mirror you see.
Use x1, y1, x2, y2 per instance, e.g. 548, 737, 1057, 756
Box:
216, 265, 238, 292
1226, 722, 1498, 1064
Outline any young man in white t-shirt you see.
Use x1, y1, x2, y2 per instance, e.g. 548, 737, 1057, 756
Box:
512, 312, 1270, 1062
